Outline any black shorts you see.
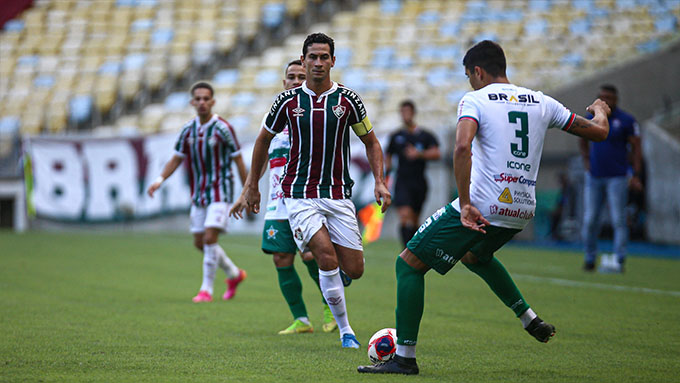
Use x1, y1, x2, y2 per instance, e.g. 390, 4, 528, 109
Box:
393, 178, 427, 213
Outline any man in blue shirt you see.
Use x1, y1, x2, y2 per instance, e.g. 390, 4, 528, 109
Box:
579, 84, 643, 273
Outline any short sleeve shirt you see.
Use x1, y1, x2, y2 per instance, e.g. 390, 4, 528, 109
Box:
452, 83, 574, 229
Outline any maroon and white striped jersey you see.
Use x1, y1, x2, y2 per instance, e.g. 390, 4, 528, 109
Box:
262, 81, 373, 199
174, 114, 241, 206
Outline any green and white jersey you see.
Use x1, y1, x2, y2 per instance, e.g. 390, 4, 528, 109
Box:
174, 114, 241, 207
264, 113, 291, 220
452, 83, 575, 229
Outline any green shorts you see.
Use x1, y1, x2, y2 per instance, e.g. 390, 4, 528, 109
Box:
262, 219, 298, 255
406, 204, 521, 275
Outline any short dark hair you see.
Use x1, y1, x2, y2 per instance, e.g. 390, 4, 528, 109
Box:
599, 84, 618, 95
302, 33, 334, 58
462, 40, 507, 78
190, 81, 214, 97
285, 59, 302, 74
400, 100, 416, 113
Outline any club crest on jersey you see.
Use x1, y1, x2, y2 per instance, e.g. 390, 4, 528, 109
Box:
332, 104, 346, 118
292, 107, 305, 117
186, 137, 195, 145
208, 136, 218, 147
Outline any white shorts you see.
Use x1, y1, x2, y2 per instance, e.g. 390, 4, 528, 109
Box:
285, 198, 363, 252
190, 202, 229, 233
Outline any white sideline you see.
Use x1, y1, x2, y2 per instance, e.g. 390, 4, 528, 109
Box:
514, 274, 680, 298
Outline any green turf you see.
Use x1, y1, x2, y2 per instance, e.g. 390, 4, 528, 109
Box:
1, 231, 679, 382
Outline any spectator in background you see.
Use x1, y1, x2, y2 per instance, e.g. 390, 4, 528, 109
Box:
385, 100, 441, 247
548, 172, 577, 241
579, 84, 643, 273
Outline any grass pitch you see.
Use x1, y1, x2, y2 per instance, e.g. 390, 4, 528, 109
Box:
1, 231, 679, 382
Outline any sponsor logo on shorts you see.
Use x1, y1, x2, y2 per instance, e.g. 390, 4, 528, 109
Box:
489, 204, 534, 220
266, 225, 278, 239
294, 227, 304, 241
326, 296, 343, 306
418, 207, 446, 233
493, 173, 536, 187
435, 248, 458, 266
512, 190, 536, 206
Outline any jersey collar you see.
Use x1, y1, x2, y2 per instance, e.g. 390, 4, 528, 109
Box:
195, 114, 218, 131
301, 81, 338, 98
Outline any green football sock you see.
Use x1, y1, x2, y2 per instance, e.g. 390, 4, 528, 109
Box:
303, 258, 326, 305
395, 256, 426, 346
463, 257, 530, 317
276, 265, 308, 319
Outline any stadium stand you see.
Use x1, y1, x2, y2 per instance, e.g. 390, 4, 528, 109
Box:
0, 0, 678, 139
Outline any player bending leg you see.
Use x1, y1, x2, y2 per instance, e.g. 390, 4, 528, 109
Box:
235, 33, 391, 349
231, 60, 337, 334
148, 81, 248, 303
358, 40, 610, 374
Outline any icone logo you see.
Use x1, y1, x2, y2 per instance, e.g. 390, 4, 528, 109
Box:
507, 160, 531, 171
493, 173, 536, 187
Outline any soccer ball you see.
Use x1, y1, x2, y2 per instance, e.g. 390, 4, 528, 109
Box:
367, 328, 396, 363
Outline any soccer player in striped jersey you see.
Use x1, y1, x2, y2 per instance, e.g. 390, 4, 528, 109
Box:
358, 40, 610, 374
147, 81, 248, 303
232, 59, 338, 335
235, 33, 391, 349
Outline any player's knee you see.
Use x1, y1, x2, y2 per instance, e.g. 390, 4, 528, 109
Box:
460, 252, 479, 265
300, 251, 314, 262
344, 263, 364, 280
273, 253, 294, 268
315, 250, 338, 270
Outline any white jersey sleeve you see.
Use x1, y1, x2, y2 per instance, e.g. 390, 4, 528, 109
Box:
545, 95, 576, 132
452, 83, 574, 229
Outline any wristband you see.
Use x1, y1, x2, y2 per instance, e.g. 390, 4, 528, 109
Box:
154, 176, 165, 184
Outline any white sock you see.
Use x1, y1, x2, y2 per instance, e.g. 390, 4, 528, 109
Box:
295, 317, 311, 325
200, 244, 218, 294
520, 308, 537, 328
212, 243, 239, 279
396, 344, 416, 359
318, 267, 354, 336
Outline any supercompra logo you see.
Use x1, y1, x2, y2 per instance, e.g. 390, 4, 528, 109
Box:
489, 204, 534, 220
493, 173, 536, 187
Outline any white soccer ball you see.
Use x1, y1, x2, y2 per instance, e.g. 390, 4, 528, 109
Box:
367, 328, 397, 364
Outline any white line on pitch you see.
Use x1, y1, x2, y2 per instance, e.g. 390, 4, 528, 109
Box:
514, 274, 680, 297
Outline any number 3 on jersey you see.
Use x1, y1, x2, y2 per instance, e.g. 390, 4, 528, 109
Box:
509, 111, 528, 158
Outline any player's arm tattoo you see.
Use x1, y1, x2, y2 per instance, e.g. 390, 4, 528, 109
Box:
566, 115, 597, 135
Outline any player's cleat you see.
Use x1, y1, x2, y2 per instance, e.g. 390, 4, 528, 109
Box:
278, 319, 314, 335
583, 262, 595, 272
192, 290, 212, 303
223, 269, 247, 300
357, 354, 420, 375
525, 316, 556, 343
339, 269, 352, 287
598, 254, 624, 273
341, 333, 361, 349
322, 305, 338, 333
